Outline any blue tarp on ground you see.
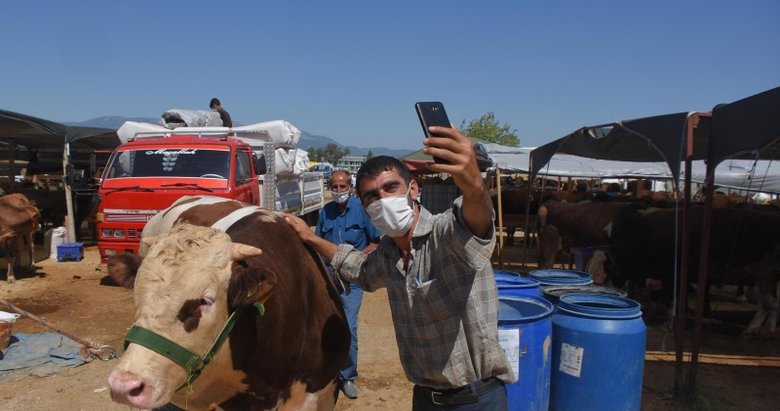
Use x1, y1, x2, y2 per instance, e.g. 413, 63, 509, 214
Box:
0, 332, 87, 382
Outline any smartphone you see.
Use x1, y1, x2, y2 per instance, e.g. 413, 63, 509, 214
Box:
415, 101, 451, 164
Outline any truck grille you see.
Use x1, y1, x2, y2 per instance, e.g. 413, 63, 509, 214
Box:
106, 214, 151, 222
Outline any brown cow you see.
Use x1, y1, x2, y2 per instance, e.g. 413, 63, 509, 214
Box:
107, 196, 350, 410
536, 200, 632, 268
491, 187, 583, 247
0, 193, 40, 283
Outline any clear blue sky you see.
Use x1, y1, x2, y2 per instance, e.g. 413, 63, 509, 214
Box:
2, 1, 778, 150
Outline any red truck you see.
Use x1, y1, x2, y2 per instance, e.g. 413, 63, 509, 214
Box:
96, 127, 324, 263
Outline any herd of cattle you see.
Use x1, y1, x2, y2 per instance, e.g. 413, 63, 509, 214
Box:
492, 185, 780, 336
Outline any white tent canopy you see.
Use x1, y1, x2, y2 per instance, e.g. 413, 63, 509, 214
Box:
476, 142, 780, 194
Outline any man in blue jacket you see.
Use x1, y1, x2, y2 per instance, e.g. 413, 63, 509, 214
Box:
315, 169, 380, 399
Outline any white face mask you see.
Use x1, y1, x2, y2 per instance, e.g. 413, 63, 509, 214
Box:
365, 185, 414, 237
331, 190, 350, 204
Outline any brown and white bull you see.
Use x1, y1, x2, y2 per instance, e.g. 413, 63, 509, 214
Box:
0, 193, 40, 283
107, 196, 350, 410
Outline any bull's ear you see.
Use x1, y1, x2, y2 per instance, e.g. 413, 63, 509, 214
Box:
141, 236, 158, 247
227, 263, 277, 309
229, 243, 262, 261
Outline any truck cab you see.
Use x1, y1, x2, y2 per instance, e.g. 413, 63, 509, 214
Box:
96, 130, 260, 262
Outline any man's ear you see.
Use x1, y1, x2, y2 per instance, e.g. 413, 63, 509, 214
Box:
409, 179, 420, 201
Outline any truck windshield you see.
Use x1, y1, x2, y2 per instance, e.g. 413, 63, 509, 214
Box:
104, 148, 230, 179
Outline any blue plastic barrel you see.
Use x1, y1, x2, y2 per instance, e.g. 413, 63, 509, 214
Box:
529, 269, 593, 288
495, 269, 522, 281
550, 294, 646, 411
542, 284, 627, 305
496, 275, 542, 297
498, 295, 554, 411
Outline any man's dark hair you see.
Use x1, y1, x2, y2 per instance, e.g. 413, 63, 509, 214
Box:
355, 155, 411, 197
209, 98, 221, 108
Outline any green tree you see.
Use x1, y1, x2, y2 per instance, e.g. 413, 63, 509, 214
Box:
306, 146, 320, 162
460, 112, 519, 146
365, 150, 374, 161
321, 143, 350, 166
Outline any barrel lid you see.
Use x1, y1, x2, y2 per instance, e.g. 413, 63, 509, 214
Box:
499, 296, 554, 323
496, 276, 540, 287
556, 293, 642, 319
543, 285, 627, 298
529, 269, 593, 286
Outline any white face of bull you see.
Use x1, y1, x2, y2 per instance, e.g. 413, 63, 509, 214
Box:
107, 224, 261, 410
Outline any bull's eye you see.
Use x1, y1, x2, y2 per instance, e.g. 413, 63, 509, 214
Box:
178, 298, 205, 332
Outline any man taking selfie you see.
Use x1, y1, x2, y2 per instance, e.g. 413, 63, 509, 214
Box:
285, 125, 513, 410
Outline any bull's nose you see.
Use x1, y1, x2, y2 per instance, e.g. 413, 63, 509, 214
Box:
107, 369, 150, 406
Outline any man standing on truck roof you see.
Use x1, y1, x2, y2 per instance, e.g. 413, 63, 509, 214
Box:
209, 97, 233, 127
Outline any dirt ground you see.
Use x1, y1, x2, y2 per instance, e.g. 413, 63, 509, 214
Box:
0, 244, 778, 411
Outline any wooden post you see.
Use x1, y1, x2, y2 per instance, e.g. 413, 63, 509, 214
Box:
63, 143, 77, 242
496, 169, 504, 269
9, 140, 16, 182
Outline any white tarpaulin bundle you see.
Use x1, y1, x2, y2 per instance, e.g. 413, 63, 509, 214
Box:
161, 109, 223, 128
117, 121, 170, 143
117, 119, 301, 148
274, 148, 310, 175
475, 142, 780, 193
232, 120, 301, 148
116, 118, 310, 175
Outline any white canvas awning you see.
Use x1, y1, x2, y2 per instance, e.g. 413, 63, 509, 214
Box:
476, 142, 780, 193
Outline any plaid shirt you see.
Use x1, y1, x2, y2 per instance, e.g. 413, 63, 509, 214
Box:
332, 197, 515, 389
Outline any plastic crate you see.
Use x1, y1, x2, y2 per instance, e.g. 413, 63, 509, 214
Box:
57, 242, 84, 262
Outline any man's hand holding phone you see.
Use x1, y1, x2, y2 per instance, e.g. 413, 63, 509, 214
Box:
415, 102, 452, 165
423, 125, 482, 189
415, 102, 493, 238
415, 102, 481, 191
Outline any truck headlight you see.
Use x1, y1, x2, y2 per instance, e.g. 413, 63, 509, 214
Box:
101, 229, 126, 239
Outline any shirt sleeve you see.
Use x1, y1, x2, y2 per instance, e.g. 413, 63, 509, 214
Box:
315, 211, 324, 237
445, 197, 496, 271
332, 243, 387, 291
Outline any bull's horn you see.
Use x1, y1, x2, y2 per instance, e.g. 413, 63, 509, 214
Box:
230, 243, 262, 261
141, 236, 158, 247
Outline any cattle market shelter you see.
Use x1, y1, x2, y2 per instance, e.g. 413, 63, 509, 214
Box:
0, 109, 120, 241
523, 86, 780, 395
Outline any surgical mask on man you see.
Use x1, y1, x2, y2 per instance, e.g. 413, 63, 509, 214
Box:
331, 190, 350, 204
365, 184, 414, 237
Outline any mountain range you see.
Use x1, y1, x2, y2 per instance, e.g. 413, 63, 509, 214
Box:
67, 116, 413, 158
